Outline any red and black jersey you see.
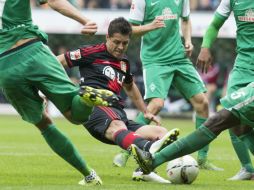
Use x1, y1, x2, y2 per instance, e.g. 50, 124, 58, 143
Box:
64, 43, 133, 103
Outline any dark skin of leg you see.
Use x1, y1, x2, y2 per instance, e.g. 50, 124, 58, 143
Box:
35, 111, 53, 131
203, 109, 251, 136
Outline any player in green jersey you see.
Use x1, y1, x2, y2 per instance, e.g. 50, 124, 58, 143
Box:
131, 81, 254, 178
113, 0, 223, 172
0, 0, 117, 186
196, 0, 254, 180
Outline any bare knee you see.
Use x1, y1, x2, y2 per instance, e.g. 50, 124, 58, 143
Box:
230, 125, 253, 137
105, 120, 127, 141
204, 109, 240, 136
35, 111, 53, 131
135, 125, 168, 140
190, 93, 209, 117
147, 98, 164, 115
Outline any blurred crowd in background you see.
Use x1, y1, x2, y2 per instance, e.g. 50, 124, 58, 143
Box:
0, 0, 230, 117
30, 0, 221, 11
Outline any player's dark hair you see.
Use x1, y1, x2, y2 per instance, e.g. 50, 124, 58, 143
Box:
108, 17, 132, 37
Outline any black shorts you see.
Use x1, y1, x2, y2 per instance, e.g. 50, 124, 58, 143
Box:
83, 106, 143, 144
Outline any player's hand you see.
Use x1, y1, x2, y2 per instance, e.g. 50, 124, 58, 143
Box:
150, 16, 165, 30
144, 111, 161, 126
196, 48, 212, 73
184, 42, 193, 57
81, 21, 98, 35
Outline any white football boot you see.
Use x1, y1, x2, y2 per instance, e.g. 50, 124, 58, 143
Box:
132, 168, 170, 183
78, 169, 102, 186
228, 167, 254, 180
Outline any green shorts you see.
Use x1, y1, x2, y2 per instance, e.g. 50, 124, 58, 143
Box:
143, 58, 206, 100
220, 82, 254, 127
227, 66, 254, 94
0, 40, 79, 124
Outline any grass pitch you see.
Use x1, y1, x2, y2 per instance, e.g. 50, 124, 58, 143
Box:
0, 115, 253, 190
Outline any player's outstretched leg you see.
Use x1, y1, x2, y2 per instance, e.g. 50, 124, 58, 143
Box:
131, 144, 154, 174
79, 86, 119, 107
113, 128, 179, 167
149, 128, 180, 154
78, 169, 102, 186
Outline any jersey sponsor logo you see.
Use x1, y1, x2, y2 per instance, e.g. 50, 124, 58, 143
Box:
238, 9, 254, 22
103, 66, 116, 80
0, 0, 7, 29
70, 49, 81, 60
151, 1, 159, 6
159, 8, 177, 20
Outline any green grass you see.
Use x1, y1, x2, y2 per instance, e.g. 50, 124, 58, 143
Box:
0, 115, 253, 190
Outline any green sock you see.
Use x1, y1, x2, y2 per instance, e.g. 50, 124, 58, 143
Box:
239, 129, 254, 173
153, 125, 216, 169
135, 112, 150, 125
42, 124, 91, 176
229, 129, 254, 172
196, 115, 208, 160
71, 95, 92, 123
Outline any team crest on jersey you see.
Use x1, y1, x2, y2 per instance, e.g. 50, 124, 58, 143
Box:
149, 83, 156, 92
120, 61, 127, 72
238, 9, 254, 22
161, 8, 177, 20
103, 66, 116, 80
175, 0, 180, 6
70, 49, 81, 60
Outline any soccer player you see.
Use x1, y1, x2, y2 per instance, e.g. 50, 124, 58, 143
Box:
57, 17, 180, 183
196, 0, 254, 180
131, 81, 254, 177
113, 0, 223, 171
0, 0, 117, 186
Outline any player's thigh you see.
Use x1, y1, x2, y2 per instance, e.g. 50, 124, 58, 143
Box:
220, 82, 254, 128
143, 65, 174, 100
173, 60, 206, 100
0, 45, 44, 124
227, 66, 254, 94
27, 43, 79, 114
84, 106, 124, 144
2, 86, 44, 124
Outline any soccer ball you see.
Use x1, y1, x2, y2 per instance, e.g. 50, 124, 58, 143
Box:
166, 155, 199, 184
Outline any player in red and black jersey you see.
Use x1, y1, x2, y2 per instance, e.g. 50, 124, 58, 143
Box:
64, 42, 131, 107
58, 17, 180, 183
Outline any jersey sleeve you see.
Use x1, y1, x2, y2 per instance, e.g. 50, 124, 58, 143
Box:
64, 46, 92, 68
215, 0, 232, 19
122, 59, 133, 84
181, 0, 190, 20
128, 0, 146, 25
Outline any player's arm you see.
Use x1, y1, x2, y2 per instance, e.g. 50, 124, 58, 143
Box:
123, 81, 160, 125
129, 0, 164, 36
181, 18, 193, 57
57, 54, 68, 67
131, 17, 165, 36
196, 14, 226, 73
180, 0, 193, 57
47, 0, 97, 35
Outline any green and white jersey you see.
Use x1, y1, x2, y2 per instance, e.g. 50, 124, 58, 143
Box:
0, 0, 48, 54
129, 0, 190, 66
216, 0, 254, 68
